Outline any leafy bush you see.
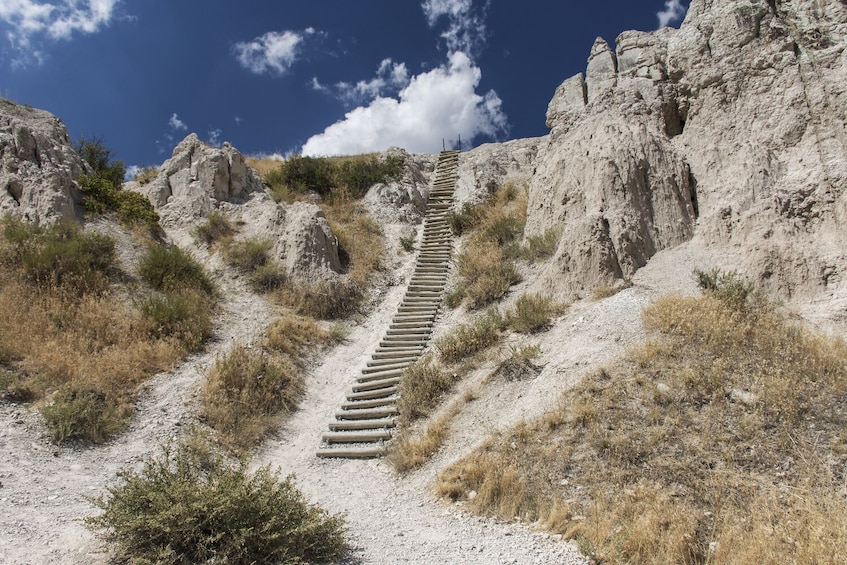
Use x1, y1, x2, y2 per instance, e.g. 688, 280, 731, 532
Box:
137, 291, 213, 351
192, 212, 235, 247
75, 134, 126, 188
40, 386, 127, 444
456, 241, 522, 309
520, 228, 561, 262
86, 442, 348, 564
399, 234, 415, 252
2, 218, 116, 294
139, 244, 214, 295
203, 345, 304, 452
447, 203, 482, 236
436, 309, 504, 364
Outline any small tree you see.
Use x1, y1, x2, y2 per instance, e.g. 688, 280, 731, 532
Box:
75, 134, 126, 188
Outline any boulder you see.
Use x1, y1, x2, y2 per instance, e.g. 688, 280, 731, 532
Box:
0, 100, 85, 225
363, 148, 435, 224
133, 133, 264, 225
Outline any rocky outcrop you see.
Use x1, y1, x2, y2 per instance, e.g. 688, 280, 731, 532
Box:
363, 148, 435, 224
222, 195, 342, 281
0, 100, 85, 225
532, 0, 847, 300
132, 134, 264, 225
456, 137, 542, 204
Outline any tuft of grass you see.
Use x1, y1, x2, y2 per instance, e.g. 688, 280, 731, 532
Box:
86, 441, 348, 565
323, 200, 384, 287
192, 212, 235, 247
137, 291, 213, 351
435, 289, 847, 564
693, 267, 758, 310
505, 293, 560, 333
139, 244, 215, 296
436, 309, 504, 364
40, 386, 128, 444
520, 227, 561, 262
263, 314, 334, 359
202, 345, 303, 454
388, 403, 460, 473
449, 184, 527, 309
278, 280, 362, 320
399, 234, 415, 253
132, 166, 158, 185
396, 355, 457, 423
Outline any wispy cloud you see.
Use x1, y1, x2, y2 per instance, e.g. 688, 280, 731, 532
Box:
657, 0, 687, 28
302, 51, 507, 156
168, 113, 187, 131
1, 0, 120, 66
233, 27, 320, 76
207, 128, 222, 147
333, 58, 410, 104
421, 0, 488, 56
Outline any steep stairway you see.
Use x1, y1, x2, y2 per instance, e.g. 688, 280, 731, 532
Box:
316, 150, 460, 458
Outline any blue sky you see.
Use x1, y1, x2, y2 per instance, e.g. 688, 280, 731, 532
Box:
1, 1, 688, 173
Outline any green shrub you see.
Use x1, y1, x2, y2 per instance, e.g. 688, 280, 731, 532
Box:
397, 355, 457, 422
266, 154, 403, 201
137, 291, 213, 351
447, 203, 481, 236
86, 442, 348, 564
40, 386, 126, 444
203, 345, 304, 452
437, 309, 504, 364
693, 268, 759, 311
75, 134, 126, 188
4, 219, 116, 294
192, 212, 235, 247
506, 293, 557, 333
139, 245, 214, 295
399, 234, 415, 253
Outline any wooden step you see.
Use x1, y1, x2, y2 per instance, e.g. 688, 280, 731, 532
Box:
322, 429, 392, 443
316, 445, 386, 458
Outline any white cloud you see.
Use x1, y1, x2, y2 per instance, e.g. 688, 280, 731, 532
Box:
207, 128, 222, 147
125, 164, 141, 181
1, 0, 119, 65
657, 0, 687, 28
421, 0, 487, 55
168, 113, 187, 131
233, 28, 318, 75
311, 76, 330, 93
302, 51, 507, 156
335, 58, 409, 103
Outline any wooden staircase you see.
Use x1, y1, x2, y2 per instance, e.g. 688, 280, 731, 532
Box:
316, 150, 459, 458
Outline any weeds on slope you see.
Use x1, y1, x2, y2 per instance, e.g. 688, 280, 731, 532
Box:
436, 273, 847, 564
0, 217, 215, 444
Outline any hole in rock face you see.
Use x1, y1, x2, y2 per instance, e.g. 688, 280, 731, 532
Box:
6, 180, 23, 205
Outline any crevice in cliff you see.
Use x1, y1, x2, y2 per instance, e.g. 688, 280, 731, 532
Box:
688, 169, 699, 219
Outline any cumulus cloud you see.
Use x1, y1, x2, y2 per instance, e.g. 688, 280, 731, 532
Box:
657, 0, 687, 28
302, 51, 506, 156
168, 113, 187, 131
233, 28, 319, 75
1, 0, 120, 65
334, 58, 409, 104
421, 0, 487, 55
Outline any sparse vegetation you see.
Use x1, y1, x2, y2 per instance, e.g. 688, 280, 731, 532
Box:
449, 184, 526, 309
203, 315, 336, 453
86, 441, 348, 564
75, 135, 160, 230
222, 237, 286, 293
399, 234, 415, 253
192, 211, 235, 247
396, 355, 457, 423
505, 292, 560, 333
436, 309, 504, 364
435, 279, 847, 564
0, 216, 208, 444
520, 227, 561, 262
278, 279, 363, 320
137, 291, 213, 350
388, 400, 464, 473
131, 166, 158, 185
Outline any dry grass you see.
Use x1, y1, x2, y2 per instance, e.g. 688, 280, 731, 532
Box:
0, 218, 210, 443
202, 313, 337, 453
450, 184, 527, 309
505, 292, 563, 333
322, 200, 384, 287
396, 355, 457, 424
436, 291, 847, 564
436, 308, 504, 364
388, 404, 460, 473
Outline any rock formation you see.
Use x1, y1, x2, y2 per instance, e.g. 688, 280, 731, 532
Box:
0, 99, 85, 225
363, 148, 435, 224
521, 0, 847, 299
131, 133, 265, 224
